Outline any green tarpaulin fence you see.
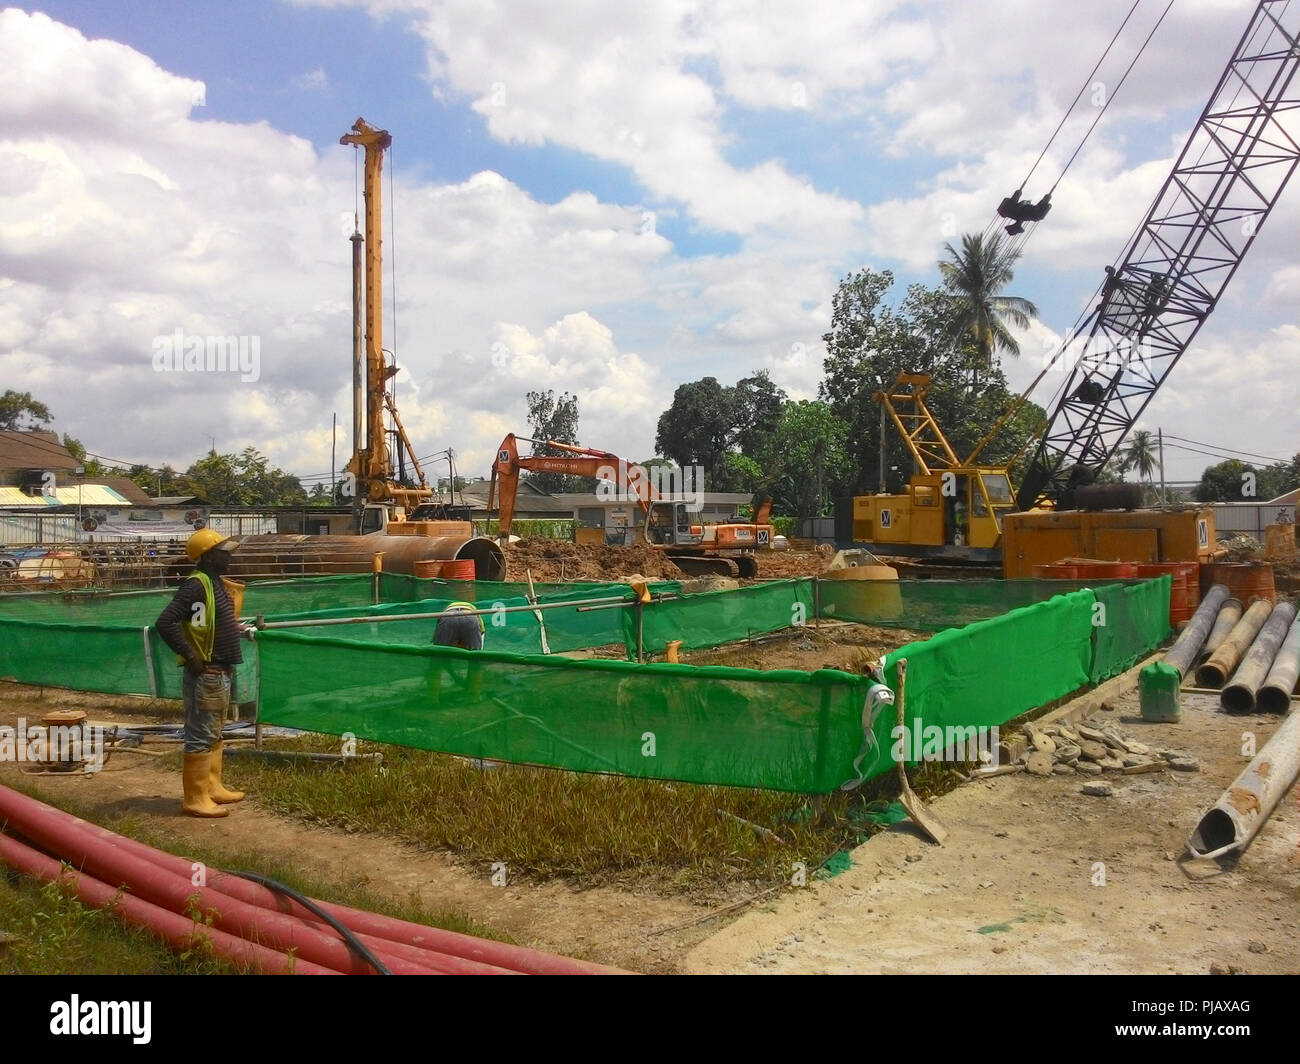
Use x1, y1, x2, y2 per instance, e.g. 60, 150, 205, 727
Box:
0, 573, 1173, 793
257, 631, 867, 793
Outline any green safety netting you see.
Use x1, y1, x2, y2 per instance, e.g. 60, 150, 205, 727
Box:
1089, 576, 1171, 683
627, 579, 816, 657
818, 577, 1147, 633
256, 630, 869, 793
0, 617, 258, 702
0, 572, 1175, 793
849, 588, 1100, 781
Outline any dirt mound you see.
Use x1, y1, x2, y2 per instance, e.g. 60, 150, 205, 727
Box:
505, 538, 682, 582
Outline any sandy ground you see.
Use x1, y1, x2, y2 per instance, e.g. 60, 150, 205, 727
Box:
4, 669, 1298, 975
683, 688, 1300, 974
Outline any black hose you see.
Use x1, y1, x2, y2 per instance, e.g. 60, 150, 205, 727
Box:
224, 869, 393, 975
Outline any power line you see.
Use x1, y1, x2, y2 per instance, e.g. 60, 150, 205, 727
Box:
1162, 436, 1291, 465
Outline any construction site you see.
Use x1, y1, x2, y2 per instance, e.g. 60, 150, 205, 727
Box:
0, 1, 1298, 991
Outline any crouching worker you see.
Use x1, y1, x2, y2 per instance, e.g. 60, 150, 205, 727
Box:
428, 601, 486, 705
155, 530, 248, 818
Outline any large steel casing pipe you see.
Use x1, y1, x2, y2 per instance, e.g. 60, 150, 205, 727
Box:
1221, 600, 1298, 713
1163, 584, 1230, 678
1258, 616, 1300, 714
1195, 597, 1273, 688
1186, 708, 1300, 858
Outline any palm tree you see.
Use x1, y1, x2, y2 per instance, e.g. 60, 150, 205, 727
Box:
1120, 430, 1158, 501
938, 232, 1038, 385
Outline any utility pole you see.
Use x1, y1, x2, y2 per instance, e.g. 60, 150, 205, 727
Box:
331, 412, 337, 502
1157, 427, 1167, 506
878, 403, 886, 491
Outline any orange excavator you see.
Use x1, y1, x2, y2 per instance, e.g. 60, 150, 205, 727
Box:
487, 433, 775, 577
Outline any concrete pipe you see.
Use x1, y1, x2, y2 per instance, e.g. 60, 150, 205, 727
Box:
1194, 596, 1243, 666
1221, 600, 1298, 713
1186, 707, 1300, 859
1258, 616, 1300, 714
1162, 584, 1230, 679
1194, 598, 1272, 688
228, 534, 506, 580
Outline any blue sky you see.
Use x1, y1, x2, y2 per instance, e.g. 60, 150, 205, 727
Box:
1, 1, 1296, 485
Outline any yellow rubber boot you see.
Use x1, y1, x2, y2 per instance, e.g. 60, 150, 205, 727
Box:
182, 753, 228, 818
208, 741, 245, 804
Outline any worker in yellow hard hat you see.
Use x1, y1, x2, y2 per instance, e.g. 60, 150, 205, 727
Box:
153, 529, 247, 818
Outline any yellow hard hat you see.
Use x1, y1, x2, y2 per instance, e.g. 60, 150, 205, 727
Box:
186, 528, 227, 561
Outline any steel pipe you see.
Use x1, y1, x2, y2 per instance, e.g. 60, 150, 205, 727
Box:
228, 534, 506, 580
1259, 616, 1300, 714
1195, 596, 1244, 666
1221, 600, 1298, 713
1162, 583, 1229, 678
1194, 597, 1272, 688
1186, 707, 1300, 859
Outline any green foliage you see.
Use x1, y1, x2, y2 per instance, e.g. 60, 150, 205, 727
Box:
1196, 454, 1300, 503
59, 435, 107, 477
654, 370, 787, 491
938, 232, 1038, 382
0, 390, 53, 431
182, 447, 307, 506
525, 389, 586, 493
476, 518, 577, 540
819, 268, 1045, 497
759, 400, 852, 520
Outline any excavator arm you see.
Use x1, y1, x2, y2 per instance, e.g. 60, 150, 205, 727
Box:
488, 434, 658, 538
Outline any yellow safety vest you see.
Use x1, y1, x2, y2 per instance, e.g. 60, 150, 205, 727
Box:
178, 571, 217, 665
446, 601, 485, 634
177, 573, 246, 665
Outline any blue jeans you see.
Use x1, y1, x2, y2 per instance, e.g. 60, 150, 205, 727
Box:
183, 670, 230, 754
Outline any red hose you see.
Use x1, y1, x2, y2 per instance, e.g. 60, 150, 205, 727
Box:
0, 785, 629, 974
0, 786, 437, 975
0, 832, 339, 975
16, 788, 626, 974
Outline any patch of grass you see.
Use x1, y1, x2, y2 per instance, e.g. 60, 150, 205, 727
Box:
0, 870, 243, 975
4, 781, 505, 945
228, 734, 891, 897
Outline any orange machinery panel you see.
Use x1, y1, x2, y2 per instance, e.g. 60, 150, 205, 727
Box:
1002, 508, 1215, 579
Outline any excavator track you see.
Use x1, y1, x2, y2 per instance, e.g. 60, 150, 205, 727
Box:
666, 554, 742, 578
665, 553, 760, 579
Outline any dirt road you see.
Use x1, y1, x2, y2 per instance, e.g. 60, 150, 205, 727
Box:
684, 689, 1300, 974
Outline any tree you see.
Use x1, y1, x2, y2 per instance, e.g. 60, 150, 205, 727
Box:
181, 448, 307, 507
938, 232, 1038, 384
524, 389, 585, 493
760, 401, 852, 521
653, 371, 788, 492
1195, 459, 1257, 503
819, 268, 1044, 499
655, 377, 737, 490
0, 390, 53, 431
731, 371, 786, 458
1257, 454, 1300, 501
1119, 430, 1158, 501
60, 436, 107, 477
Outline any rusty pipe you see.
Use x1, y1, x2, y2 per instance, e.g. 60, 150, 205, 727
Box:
1194, 597, 1272, 688
1186, 705, 1300, 859
1162, 584, 1229, 679
1221, 600, 1298, 713
228, 534, 506, 580
1258, 616, 1300, 714
1194, 596, 1243, 666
